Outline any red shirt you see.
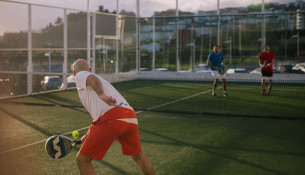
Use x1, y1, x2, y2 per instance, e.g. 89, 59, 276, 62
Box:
259, 52, 275, 72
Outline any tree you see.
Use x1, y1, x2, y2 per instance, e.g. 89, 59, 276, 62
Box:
55, 17, 63, 26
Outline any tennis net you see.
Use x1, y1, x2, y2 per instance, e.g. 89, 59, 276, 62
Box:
111, 72, 305, 119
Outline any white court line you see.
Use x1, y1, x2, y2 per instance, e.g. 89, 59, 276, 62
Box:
0, 89, 212, 155
0, 126, 89, 155
229, 87, 301, 91
147, 89, 212, 111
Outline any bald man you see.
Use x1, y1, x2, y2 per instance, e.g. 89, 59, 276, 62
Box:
72, 59, 154, 175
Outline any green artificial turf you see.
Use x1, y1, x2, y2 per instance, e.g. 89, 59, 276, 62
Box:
0, 79, 304, 175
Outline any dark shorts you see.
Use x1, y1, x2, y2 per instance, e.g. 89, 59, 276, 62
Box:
261, 70, 273, 77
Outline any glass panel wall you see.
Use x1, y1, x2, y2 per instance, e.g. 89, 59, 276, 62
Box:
67, 50, 87, 73
139, 18, 153, 71
32, 50, 64, 72
0, 1, 28, 49
151, 17, 177, 71
0, 73, 27, 97
32, 6, 64, 48
119, 16, 137, 72
96, 13, 117, 36
95, 38, 116, 74
140, 0, 176, 17
67, 10, 87, 48
179, 0, 218, 16
0, 50, 28, 71
1, 0, 305, 98
220, 0, 262, 14
119, 0, 136, 17
32, 74, 63, 93
139, 11, 305, 72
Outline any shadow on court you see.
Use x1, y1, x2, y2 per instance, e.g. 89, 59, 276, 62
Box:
139, 127, 288, 175
33, 95, 88, 115
71, 146, 131, 175
0, 107, 53, 137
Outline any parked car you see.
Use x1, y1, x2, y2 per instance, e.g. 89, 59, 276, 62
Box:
250, 68, 261, 74
292, 62, 305, 73
188, 64, 211, 73
153, 68, 169, 72
60, 75, 76, 89
41, 76, 62, 90
193, 64, 210, 72
129, 68, 150, 72
227, 68, 247, 74
251, 64, 280, 74
274, 64, 304, 74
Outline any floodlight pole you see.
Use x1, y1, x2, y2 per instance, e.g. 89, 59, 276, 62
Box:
239, 19, 242, 58
193, 39, 195, 68
47, 42, 52, 72
63, 9, 68, 89
261, 0, 266, 49
297, 31, 299, 58
152, 16, 155, 70
230, 36, 232, 65
292, 32, 300, 59
115, 0, 119, 73
176, 0, 179, 72
87, 0, 91, 67
136, 0, 140, 72
92, 13, 96, 73
200, 25, 203, 64
296, 9, 303, 59
48, 48, 51, 72
217, 0, 220, 45
27, 4, 32, 95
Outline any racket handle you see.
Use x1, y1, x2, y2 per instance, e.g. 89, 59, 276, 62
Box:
73, 140, 82, 145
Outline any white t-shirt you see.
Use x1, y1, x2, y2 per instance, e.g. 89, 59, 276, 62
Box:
75, 71, 133, 121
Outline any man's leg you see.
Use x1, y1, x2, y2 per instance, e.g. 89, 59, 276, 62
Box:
131, 152, 154, 175
222, 79, 227, 96
76, 153, 96, 175
213, 79, 219, 96
268, 79, 273, 94
213, 79, 219, 91
261, 79, 266, 95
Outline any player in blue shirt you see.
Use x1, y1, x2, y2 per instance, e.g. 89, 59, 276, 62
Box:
207, 45, 228, 96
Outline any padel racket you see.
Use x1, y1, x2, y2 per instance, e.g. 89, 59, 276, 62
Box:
262, 60, 267, 68
45, 135, 81, 159
217, 67, 225, 75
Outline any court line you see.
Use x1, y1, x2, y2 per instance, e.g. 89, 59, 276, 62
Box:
0, 126, 90, 155
227, 87, 303, 91
147, 89, 212, 110
0, 89, 212, 155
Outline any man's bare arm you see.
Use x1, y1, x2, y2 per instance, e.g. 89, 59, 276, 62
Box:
207, 60, 217, 69
86, 74, 117, 106
222, 60, 225, 67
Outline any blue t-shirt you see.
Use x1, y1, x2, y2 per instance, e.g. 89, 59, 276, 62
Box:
207, 52, 224, 70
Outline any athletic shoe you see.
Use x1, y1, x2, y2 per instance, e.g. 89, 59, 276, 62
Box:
212, 91, 216, 96
261, 90, 266, 95
223, 92, 228, 97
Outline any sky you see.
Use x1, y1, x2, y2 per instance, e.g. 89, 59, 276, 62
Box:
0, 0, 299, 35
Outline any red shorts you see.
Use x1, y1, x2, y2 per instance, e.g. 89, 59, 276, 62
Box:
79, 107, 142, 160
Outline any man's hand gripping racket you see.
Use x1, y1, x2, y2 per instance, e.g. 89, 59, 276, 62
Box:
217, 66, 225, 75
261, 60, 267, 69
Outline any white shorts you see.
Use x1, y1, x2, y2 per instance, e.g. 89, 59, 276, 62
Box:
211, 70, 226, 79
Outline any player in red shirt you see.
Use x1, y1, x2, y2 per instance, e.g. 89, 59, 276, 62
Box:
259, 44, 275, 95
